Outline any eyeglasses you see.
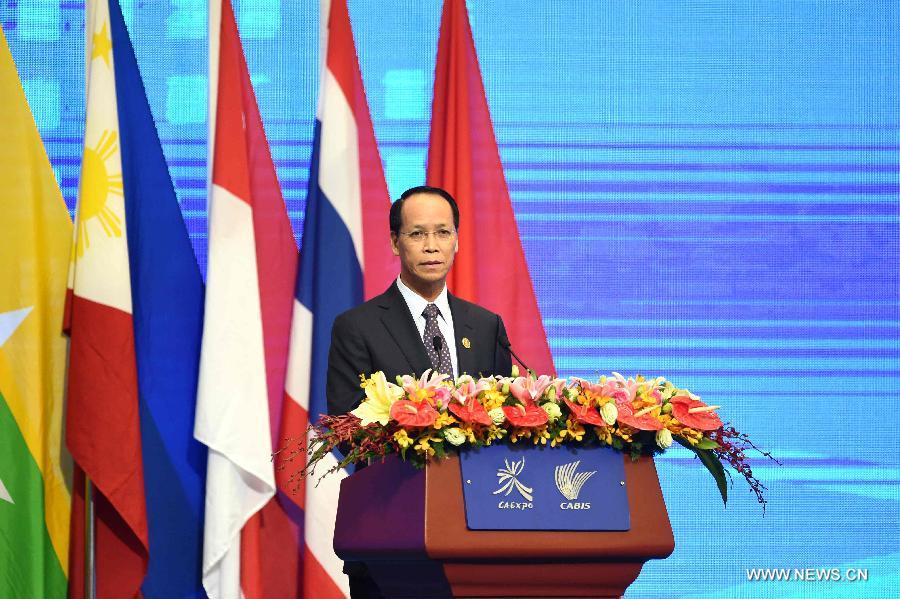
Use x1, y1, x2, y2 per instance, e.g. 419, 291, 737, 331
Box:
397, 228, 456, 243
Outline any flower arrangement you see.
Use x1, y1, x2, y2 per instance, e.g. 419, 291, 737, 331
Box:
279, 368, 773, 509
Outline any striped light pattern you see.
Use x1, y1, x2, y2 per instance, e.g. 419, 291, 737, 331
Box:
3, 1, 899, 597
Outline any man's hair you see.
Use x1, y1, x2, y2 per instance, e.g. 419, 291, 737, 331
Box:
389, 185, 460, 234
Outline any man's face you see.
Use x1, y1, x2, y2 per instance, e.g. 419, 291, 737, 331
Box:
391, 193, 458, 294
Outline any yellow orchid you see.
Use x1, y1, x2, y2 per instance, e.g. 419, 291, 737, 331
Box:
565, 419, 585, 442
393, 429, 414, 449
350, 371, 404, 426
594, 426, 612, 445
432, 412, 457, 430
413, 434, 440, 457
532, 426, 551, 445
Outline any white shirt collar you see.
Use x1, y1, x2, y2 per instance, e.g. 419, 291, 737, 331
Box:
396, 276, 451, 321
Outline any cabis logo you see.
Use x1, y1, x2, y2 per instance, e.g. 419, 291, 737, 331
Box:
493, 457, 534, 510
554, 460, 596, 510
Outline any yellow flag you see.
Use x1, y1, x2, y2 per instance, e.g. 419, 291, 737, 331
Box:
0, 24, 72, 598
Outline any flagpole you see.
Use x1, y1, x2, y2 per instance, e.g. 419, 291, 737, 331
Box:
85, 477, 96, 599
81, 9, 97, 598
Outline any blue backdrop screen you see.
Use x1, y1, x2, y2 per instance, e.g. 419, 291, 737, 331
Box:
3, 1, 898, 597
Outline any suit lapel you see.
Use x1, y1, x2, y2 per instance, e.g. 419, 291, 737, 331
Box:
379, 282, 432, 375
448, 293, 478, 377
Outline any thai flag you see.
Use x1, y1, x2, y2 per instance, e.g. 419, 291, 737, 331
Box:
278, 0, 395, 596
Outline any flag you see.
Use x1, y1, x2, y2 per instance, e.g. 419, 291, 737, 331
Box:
196, 1, 300, 597
103, 0, 208, 596
0, 24, 72, 599
64, 0, 148, 596
278, 0, 396, 596
427, 0, 554, 376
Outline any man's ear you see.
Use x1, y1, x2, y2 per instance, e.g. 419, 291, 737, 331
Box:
390, 233, 400, 256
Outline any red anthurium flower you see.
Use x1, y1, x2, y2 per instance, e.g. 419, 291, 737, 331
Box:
503, 402, 549, 427
615, 400, 663, 431
448, 397, 492, 425
670, 396, 723, 431
390, 400, 439, 428
563, 398, 606, 427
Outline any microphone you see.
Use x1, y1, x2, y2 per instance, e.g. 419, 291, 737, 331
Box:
433, 336, 442, 354
498, 333, 531, 374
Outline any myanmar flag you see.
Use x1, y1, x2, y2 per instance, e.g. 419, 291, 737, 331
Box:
0, 24, 72, 599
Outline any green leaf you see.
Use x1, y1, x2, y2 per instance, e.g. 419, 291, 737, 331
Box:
695, 438, 720, 450
676, 437, 728, 506
433, 440, 447, 460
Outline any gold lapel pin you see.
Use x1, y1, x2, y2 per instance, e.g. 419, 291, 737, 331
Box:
462, 337, 471, 349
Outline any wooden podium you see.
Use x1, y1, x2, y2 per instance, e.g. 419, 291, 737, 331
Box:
333, 451, 675, 598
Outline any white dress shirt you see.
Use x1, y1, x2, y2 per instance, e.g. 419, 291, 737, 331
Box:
395, 276, 459, 378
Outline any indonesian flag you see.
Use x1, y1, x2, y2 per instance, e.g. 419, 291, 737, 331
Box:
277, 0, 396, 596
65, 0, 148, 596
427, 0, 554, 376
195, 1, 299, 597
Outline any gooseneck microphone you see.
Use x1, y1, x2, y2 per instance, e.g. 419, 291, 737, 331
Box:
498, 333, 531, 374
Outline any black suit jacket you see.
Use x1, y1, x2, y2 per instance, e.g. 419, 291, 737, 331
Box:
326, 281, 512, 415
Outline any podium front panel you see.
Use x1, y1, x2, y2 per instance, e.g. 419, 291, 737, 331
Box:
459, 444, 630, 531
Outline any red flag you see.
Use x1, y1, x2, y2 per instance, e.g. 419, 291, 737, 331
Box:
427, 0, 554, 376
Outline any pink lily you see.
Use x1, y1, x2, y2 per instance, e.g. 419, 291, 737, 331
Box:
509, 374, 555, 406
400, 369, 453, 410
447, 377, 493, 425
547, 377, 567, 402
452, 376, 492, 404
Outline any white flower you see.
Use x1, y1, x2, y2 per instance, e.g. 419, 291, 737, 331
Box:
455, 374, 474, 387
510, 364, 520, 378
488, 407, 506, 425
656, 428, 673, 450
600, 402, 618, 426
541, 402, 562, 422
444, 427, 466, 446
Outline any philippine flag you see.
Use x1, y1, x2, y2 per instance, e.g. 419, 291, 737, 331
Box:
277, 0, 396, 596
65, 1, 148, 596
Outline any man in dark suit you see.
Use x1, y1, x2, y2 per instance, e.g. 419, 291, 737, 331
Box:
325, 185, 512, 599
326, 185, 512, 416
